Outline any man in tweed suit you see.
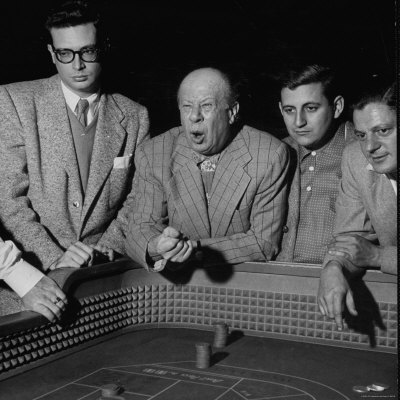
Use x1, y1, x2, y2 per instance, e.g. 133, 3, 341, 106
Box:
126, 67, 289, 271
318, 78, 397, 330
0, 1, 149, 273
276, 64, 354, 264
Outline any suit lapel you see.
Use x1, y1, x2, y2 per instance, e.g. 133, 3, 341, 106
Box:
208, 133, 251, 237
82, 94, 126, 216
167, 134, 211, 238
38, 76, 82, 198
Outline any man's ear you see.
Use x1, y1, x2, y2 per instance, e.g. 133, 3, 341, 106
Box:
333, 95, 344, 119
229, 101, 239, 124
278, 102, 284, 116
47, 44, 56, 65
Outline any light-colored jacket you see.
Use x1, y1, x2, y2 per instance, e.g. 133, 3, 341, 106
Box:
0, 75, 149, 269
323, 140, 397, 274
126, 125, 290, 268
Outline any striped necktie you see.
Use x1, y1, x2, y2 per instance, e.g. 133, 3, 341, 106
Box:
75, 98, 89, 127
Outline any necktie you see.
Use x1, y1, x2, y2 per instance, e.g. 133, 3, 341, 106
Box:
75, 99, 89, 127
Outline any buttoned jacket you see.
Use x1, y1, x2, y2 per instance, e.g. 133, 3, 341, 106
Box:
0, 75, 149, 269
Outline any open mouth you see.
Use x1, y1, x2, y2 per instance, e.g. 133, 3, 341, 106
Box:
190, 131, 205, 143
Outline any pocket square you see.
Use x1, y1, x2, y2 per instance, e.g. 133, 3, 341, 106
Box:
113, 155, 132, 169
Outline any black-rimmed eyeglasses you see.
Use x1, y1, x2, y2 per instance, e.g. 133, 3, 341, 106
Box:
51, 45, 100, 64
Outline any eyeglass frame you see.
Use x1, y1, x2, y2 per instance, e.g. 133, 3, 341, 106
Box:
50, 44, 101, 64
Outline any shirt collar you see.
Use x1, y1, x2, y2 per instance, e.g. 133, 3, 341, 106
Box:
61, 80, 100, 115
191, 151, 220, 165
298, 123, 346, 162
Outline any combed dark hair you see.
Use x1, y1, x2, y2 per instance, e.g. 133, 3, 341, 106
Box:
46, 1, 99, 30
278, 64, 339, 103
45, 1, 107, 45
351, 76, 397, 111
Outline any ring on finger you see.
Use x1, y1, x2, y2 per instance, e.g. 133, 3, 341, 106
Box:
54, 297, 63, 305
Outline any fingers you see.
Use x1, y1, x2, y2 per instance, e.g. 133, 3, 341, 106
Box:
170, 240, 193, 263
346, 290, 358, 316
332, 292, 344, 331
31, 303, 58, 322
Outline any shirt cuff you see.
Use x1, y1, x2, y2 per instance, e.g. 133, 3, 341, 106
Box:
3, 259, 45, 298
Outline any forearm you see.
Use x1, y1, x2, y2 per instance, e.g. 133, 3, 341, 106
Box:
198, 232, 274, 267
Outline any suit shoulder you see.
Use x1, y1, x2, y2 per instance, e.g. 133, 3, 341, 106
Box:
109, 93, 147, 113
0, 77, 50, 96
240, 125, 287, 153
342, 140, 367, 167
138, 127, 181, 157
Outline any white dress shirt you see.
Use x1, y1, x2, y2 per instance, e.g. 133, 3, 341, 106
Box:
61, 81, 100, 125
0, 238, 44, 297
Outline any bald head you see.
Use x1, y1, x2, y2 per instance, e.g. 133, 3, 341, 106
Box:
178, 68, 233, 106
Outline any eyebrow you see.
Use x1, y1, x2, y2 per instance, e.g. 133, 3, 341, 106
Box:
281, 101, 321, 108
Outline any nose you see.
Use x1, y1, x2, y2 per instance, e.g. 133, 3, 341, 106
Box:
189, 105, 202, 123
294, 110, 306, 127
72, 53, 85, 70
365, 133, 380, 153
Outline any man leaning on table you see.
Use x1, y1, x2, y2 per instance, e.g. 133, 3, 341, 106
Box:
318, 76, 397, 330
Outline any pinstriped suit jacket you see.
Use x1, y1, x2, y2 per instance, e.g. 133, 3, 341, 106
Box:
126, 125, 290, 268
323, 140, 397, 275
0, 75, 149, 269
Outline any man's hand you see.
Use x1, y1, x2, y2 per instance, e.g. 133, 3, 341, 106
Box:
327, 234, 381, 268
90, 244, 115, 266
49, 241, 95, 270
148, 227, 194, 263
317, 262, 357, 330
22, 275, 67, 322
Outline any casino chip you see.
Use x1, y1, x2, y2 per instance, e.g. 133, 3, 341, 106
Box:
368, 383, 390, 391
352, 385, 369, 393
213, 322, 229, 348
100, 383, 122, 398
195, 342, 211, 369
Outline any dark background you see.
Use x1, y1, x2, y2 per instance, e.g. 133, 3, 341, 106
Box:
0, 0, 396, 138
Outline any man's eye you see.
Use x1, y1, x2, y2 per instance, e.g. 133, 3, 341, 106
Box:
201, 103, 213, 111
306, 106, 318, 112
58, 50, 71, 57
377, 128, 391, 136
283, 108, 294, 114
355, 131, 366, 140
83, 48, 97, 55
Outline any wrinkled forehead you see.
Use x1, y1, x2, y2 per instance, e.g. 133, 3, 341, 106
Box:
178, 74, 229, 103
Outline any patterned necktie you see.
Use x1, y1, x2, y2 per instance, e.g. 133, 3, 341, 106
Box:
75, 98, 89, 127
200, 157, 217, 172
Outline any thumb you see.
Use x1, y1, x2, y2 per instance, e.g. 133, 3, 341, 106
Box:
163, 226, 181, 238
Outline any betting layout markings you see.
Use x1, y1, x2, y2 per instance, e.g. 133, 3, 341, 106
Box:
32, 361, 351, 400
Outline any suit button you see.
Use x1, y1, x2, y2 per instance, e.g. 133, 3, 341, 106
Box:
73, 201, 80, 208
283, 225, 289, 233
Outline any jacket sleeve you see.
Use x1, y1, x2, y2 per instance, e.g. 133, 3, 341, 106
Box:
0, 86, 64, 269
124, 143, 168, 268
96, 105, 150, 255
322, 147, 397, 275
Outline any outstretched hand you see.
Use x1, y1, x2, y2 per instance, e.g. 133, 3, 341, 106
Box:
317, 262, 357, 330
22, 275, 67, 322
